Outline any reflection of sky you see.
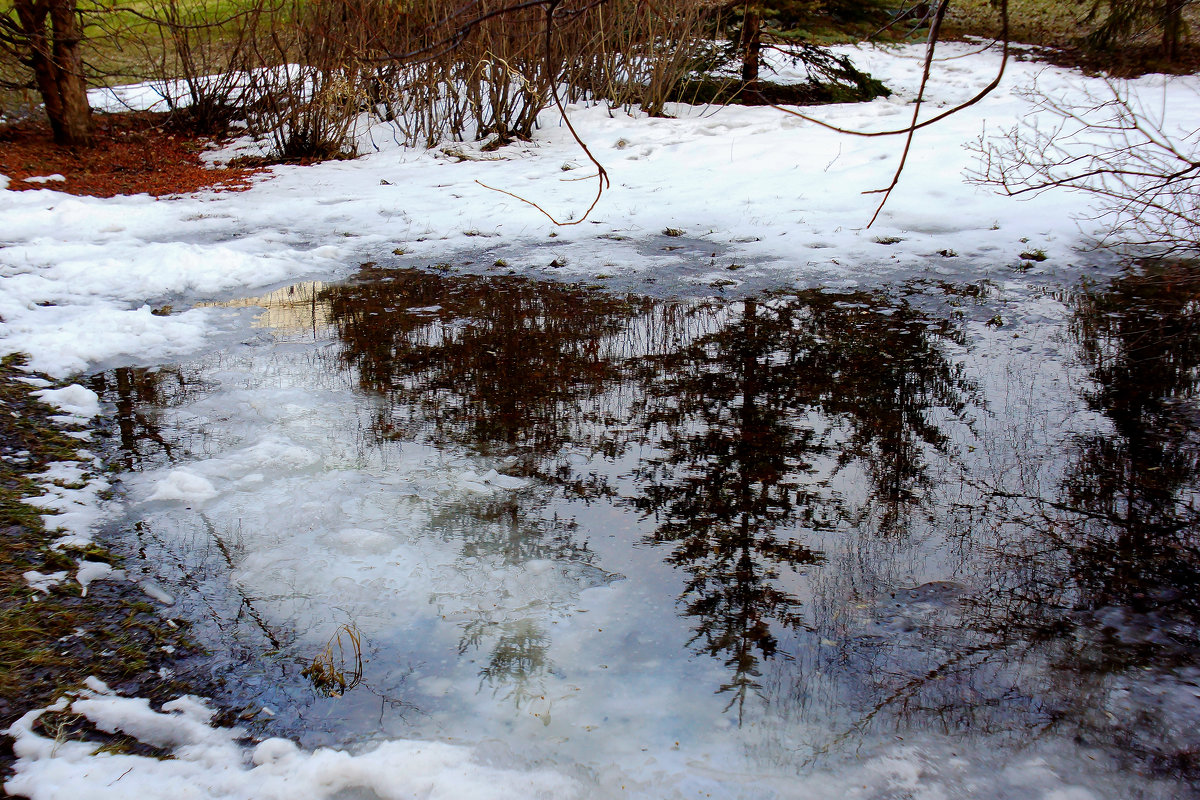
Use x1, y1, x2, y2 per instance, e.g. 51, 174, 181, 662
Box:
101, 267, 1200, 798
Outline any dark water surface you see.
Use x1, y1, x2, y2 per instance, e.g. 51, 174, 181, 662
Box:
91, 262, 1200, 798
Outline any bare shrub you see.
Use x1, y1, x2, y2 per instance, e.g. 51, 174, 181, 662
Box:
565, 0, 714, 116
75, 0, 713, 156
969, 77, 1200, 254
242, 0, 384, 159
350, 0, 713, 148
119, 0, 272, 133
371, 0, 584, 147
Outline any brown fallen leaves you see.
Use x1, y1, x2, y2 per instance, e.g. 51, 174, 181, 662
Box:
0, 111, 266, 198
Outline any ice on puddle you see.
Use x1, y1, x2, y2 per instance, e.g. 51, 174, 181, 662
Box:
458, 468, 527, 493
146, 470, 219, 504
233, 439, 320, 471
334, 528, 397, 555
139, 580, 176, 606
1043, 790, 1101, 800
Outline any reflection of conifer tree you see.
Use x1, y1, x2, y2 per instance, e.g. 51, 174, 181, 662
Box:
632, 290, 973, 714
817, 295, 972, 534
459, 618, 552, 705
431, 497, 591, 564
632, 297, 828, 714
1065, 262, 1200, 628
322, 269, 975, 713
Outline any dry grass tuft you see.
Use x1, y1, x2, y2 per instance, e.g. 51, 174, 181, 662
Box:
302, 622, 364, 696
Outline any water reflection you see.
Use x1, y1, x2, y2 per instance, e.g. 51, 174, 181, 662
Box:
90, 365, 208, 470
316, 269, 978, 712
431, 498, 596, 703
903, 260, 1200, 776
1067, 261, 1200, 632
100, 263, 1200, 788
961, 262, 1200, 652
628, 290, 976, 713
321, 269, 652, 484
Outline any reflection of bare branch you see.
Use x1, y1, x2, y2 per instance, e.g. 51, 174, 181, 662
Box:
201, 514, 285, 650
801, 643, 1005, 766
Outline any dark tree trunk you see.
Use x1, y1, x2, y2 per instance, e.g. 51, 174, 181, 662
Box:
740, 6, 761, 86
48, 0, 90, 144
1160, 0, 1183, 61
12, 0, 91, 146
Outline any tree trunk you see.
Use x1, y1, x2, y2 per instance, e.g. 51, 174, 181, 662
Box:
48, 0, 91, 145
740, 6, 760, 86
12, 0, 91, 146
1160, 0, 1183, 62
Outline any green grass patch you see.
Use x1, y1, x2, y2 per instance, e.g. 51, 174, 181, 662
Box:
944, 0, 1088, 46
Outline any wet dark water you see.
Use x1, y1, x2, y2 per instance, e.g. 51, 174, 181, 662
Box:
91, 261, 1200, 798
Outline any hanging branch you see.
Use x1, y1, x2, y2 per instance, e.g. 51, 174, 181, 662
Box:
862, 0, 951, 226
773, 0, 1009, 140
770, 0, 1010, 226
475, 0, 611, 225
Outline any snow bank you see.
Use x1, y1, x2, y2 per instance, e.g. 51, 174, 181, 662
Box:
6, 683, 581, 800
6, 679, 1145, 800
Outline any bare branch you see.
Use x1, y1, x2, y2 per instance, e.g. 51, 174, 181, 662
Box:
968, 76, 1200, 253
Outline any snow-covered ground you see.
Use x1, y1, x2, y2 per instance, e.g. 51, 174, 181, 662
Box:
4, 42, 1196, 379
4, 41, 1200, 800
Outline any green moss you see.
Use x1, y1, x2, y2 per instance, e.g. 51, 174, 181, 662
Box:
668, 72, 888, 107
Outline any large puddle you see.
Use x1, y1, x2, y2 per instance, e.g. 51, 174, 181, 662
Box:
89, 262, 1200, 798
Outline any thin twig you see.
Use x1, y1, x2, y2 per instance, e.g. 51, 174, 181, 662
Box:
476, 0, 609, 225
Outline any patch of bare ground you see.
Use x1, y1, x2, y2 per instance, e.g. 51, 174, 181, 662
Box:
0, 111, 266, 197
0, 358, 231, 795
